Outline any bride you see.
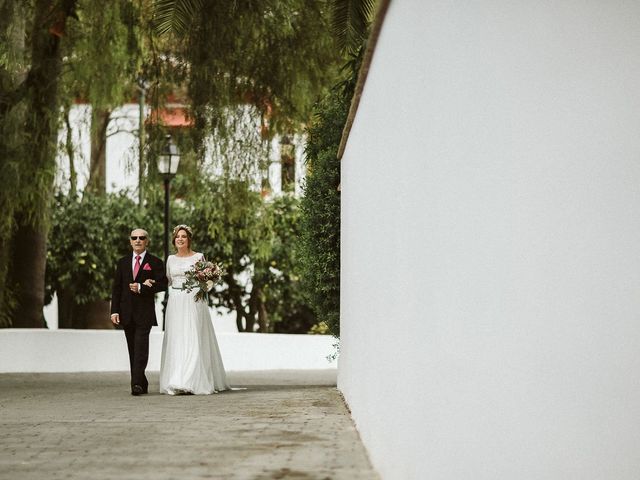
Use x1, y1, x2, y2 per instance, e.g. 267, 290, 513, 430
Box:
157, 224, 230, 395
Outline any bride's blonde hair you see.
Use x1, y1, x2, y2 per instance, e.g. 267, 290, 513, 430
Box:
171, 224, 193, 249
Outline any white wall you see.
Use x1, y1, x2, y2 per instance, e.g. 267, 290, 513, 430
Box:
43, 293, 239, 333
0, 330, 337, 373
339, 1, 640, 479
55, 104, 307, 198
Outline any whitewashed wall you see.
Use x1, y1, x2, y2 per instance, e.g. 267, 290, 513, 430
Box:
0, 330, 337, 373
54, 104, 307, 198
339, 1, 640, 479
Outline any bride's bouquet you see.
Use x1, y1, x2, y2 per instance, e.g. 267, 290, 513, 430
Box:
183, 259, 223, 302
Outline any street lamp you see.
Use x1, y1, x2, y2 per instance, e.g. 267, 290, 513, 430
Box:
157, 134, 180, 324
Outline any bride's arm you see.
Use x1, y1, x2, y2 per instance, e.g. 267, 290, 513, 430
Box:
166, 255, 172, 284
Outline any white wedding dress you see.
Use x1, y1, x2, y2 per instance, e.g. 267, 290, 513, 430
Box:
160, 253, 230, 394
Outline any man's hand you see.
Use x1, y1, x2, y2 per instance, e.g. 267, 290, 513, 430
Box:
111, 313, 120, 325
129, 282, 140, 294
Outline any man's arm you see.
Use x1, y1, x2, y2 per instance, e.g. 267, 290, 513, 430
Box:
110, 260, 122, 324
111, 260, 123, 312
139, 257, 168, 296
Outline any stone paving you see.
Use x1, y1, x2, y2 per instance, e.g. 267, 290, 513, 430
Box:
0, 370, 379, 480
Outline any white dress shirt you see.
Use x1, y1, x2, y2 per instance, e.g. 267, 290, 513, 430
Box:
132, 250, 147, 274
132, 250, 147, 293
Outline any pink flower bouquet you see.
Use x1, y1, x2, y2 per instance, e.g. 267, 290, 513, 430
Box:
183, 259, 223, 302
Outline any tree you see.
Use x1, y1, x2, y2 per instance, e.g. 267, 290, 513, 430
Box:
45, 192, 151, 328
153, 0, 341, 144
0, 0, 78, 327
0, 0, 348, 329
297, 47, 364, 338
172, 175, 263, 332
329, 0, 377, 54
62, 0, 143, 196
298, 92, 345, 337
47, 1, 145, 328
253, 194, 317, 334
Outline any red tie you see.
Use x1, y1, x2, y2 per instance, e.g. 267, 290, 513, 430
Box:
133, 255, 141, 279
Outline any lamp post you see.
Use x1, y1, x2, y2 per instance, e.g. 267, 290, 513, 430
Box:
157, 134, 181, 324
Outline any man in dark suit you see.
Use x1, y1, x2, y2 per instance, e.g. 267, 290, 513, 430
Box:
111, 228, 167, 395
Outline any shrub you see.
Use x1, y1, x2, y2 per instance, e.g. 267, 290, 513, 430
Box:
45, 192, 154, 327
298, 91, 349, 337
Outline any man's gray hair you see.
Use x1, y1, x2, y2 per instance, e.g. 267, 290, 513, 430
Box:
130, 228, 150, 241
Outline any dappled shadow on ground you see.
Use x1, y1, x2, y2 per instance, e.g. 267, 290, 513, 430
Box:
0, 370, 376, 480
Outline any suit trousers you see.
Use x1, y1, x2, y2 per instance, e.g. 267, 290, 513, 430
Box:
123, 323, 152, 390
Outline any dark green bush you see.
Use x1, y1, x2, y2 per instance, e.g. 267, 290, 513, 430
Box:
46, 192, 155, 306
298, 92, 349, 337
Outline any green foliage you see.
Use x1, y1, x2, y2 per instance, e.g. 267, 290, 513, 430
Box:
0, 0, 28, 325
254, 194, 317, 333
46, 192, 152, 305
153, 0, 341, 142
330, 0, 377, 54
153, 0, 204, 36
0, 0, 76, 327
1, 0, 349, 328
141, 172, 316, 333
298, 92, 346, 337
309, 321, 330, 335
297, 46, 365, 337
62, 0, 141, 109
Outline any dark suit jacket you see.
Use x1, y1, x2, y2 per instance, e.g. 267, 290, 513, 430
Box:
110, 252, 168, 327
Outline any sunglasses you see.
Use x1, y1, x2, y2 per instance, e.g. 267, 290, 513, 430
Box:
130, 236, 147, 241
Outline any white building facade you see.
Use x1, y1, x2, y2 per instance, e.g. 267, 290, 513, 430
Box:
55, 103, 307, 198
339, 1, 640, 479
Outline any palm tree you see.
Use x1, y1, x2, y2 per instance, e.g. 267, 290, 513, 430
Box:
329, 0, 377, 53
153, 0, 377, 54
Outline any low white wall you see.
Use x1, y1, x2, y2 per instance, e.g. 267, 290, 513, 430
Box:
0, 329, 337, 373
340, 1, 640, 479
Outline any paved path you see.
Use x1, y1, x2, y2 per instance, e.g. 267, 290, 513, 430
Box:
0, 371, 378, 480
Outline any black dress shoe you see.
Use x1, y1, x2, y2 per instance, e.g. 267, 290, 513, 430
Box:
131, 385, 144, 396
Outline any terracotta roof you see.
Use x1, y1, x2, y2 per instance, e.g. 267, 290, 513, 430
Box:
147, 107, 193, 128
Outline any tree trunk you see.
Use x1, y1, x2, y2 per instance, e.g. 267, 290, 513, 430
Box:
6, 0, 78, 328
58, 290, 113, 329
79, 300, 113, 329
137, 82, 145, 207
72, 105, 112, 328
86, 107, 110, 194
235, 304, 247, 332
0, 237, 14, 327
63, 104, 77, 197
0, 0, 27, 327
248, 288, 257, 332
10, 221, 47, 327
56, 289, 75, 329
249, 285, 268, 333
232, 289, 248, 332
257, 292, 269, 333
225, 271, 249, 332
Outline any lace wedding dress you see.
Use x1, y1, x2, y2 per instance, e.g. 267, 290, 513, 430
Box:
159, 253, 230, 394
